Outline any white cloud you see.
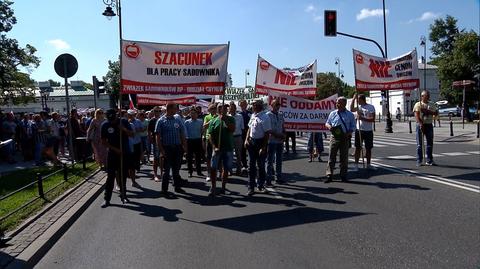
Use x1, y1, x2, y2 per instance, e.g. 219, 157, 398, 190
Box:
305, 4, 315, 13
47, 39, 70, 50
418, 11, 440, 21
356, 8, 388, 21
313, 15, 322, 22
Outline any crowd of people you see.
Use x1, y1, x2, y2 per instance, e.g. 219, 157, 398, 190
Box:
1, 91, 440, 207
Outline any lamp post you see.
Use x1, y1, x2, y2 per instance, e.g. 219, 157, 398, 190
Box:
382, 0, 393, 133
245, 69, 250, 88
335, 57, 343, 95
420, 36, 427, 92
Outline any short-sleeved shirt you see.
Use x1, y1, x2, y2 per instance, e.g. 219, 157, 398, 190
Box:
326, 109, 356, 134
355, 104, 376, 131
231, 113, 244, 136
208, 115, 234, 151
185, 118, 203, 139
155, 115, 185, 146
101, 119, 132, 156
266, 111, 284, 144
248, 111, 272, 139
130, 119, 143, 144
413, 101, 438, 124
203, 113, 217, 139
139, 119, 149, 137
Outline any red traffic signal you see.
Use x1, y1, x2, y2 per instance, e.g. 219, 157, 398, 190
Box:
324, 10, 337, 37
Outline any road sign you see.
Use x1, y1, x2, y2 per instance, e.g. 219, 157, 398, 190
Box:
54, 53, 78, 79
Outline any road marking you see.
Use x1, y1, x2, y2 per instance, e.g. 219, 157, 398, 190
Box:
441, 152, 471, 156
467, 151, 480, 155
386, 155, 415, 160
266, 187, 283, 199
370, 161, 480, 193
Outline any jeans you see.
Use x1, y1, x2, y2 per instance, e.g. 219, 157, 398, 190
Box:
162, 145, 183, 191
247, 138, 267, 190
186, 139, 203, 174
326, 135, 349, 177
416, 124, 434, 163
105, 153, 128, 201
34, 142, 45, 164
267, 143, 283, 182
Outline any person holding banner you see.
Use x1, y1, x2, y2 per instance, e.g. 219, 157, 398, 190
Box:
350, 93, 376, 171
413, 90, 438, 166
208, 104, 235, 196
266, 99, 286, 185
155, 103, 187, 195
245, 100, 272, 195
325, 97, 356, 183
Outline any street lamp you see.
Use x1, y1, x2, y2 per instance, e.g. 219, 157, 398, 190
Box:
245, 69, 250, 88
335, 57, 342, 95
382, 0, 393, 133
420, 36, 427, 92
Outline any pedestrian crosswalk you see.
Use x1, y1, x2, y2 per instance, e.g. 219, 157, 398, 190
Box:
294, 134, 427, 150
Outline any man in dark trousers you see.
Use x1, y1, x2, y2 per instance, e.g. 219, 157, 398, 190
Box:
101, 109, 133, 207
156, 102, 187, 195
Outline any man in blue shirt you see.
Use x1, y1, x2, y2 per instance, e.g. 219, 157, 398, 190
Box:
185, 109, 204, 177
155, 103, 187, 195
325, 97, 356, 182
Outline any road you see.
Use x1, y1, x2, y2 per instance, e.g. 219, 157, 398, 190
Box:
35, 130, 480, 269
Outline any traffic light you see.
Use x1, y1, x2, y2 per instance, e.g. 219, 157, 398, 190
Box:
324, 10, 337, 37
381, 91, 387, 99
93, 76, 105, 97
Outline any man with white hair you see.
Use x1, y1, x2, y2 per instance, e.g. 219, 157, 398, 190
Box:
325, 96, 356, 183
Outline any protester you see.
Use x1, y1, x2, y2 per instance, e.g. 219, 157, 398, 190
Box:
86, 109, 107, 169
350, 93, 376, 171
285, 131, 296, 154
238, 99, 251, 173
266, 99, 286, 185
48, 112, 62, 156
414, 90, 438, 166
155, 102, 187, 195
1, 112, 17, 164
184, 109, 204, 177
245, 99, 271, 195
137, 111, 149, 164
31, 114, 60, 166
396, 107, 402, 121
101, 109, 133, 207
69, 109, 85, 160
208, 103, 235, 196
203, 103, 218, 182
229, 102, 244, 175
148, 106, 162, 181
325, 97, 356, 183
127, 109, 142, 188
307, 132, 324, 162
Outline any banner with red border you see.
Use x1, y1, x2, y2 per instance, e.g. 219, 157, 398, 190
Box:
136, 95, 196, 106
121, 40, 229, 95
255, 56, 317, 97
353, 49, 420, 91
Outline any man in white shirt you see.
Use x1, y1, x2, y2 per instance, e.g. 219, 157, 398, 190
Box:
244, 100, 271, 195
229, 102, 244, 175
350, 93, 376, 171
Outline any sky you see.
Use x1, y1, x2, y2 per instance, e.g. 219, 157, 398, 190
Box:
8, 0, 479, 88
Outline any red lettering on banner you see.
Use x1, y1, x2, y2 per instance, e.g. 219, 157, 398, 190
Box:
274, 71, 296, 85
153, 51, 213, 65
369, 59, 392, 78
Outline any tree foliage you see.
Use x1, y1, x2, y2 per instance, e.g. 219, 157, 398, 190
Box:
104, 60, 120, 108
429, 15, 479, 105
315, 72, 356, 100
0, 0, 40, 105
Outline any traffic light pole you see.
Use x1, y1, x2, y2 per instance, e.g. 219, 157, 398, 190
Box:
336, 32, 385, 58
92, 76, 98, 110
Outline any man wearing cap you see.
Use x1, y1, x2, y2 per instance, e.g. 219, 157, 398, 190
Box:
156, 102, 187, 195
101, 109, 134, 207
245, 99, 271, 195
208, 103, 235, 196
325, 96, 356, 183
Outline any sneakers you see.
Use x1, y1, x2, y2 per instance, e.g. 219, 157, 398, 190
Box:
246, 189, 255, 196
154, 176, 161, 182
324, 175, 332, 183
426, 161, 437, 166
101, 200, 110, 208
257, 187, 268, 194
416, 162, 423, 167
352, 164, 359, 172
206, 176, 211, 182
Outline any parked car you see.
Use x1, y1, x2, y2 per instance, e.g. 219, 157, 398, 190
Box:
438, 106, 460, 117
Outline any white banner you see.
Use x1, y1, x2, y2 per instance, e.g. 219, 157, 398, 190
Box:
136, 94, 196, 106
214, 87, 259, 104
121, 40, 229, 95
255, 56, 317, 97
353, 49, 420, 91
267, 91, 338, 132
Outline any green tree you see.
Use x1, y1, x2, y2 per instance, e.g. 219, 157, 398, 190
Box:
0, 0, 40, 105
315, 72, 356, 99
429, 15, 479, 105
48, 79, 61, 87
104, 60, 120, 108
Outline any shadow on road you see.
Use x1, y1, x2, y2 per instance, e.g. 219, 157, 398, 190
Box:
112, 201, 182, 221
201, 207, 369, 233
347, 180, 430, 190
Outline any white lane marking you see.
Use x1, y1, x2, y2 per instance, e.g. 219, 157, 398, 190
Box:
370, 161, 480, 193
265, 187, 283, 199
441, 152, 471, 156
432, 153, 444, 157
467, 151, 480, 155
386, 155, 415, 160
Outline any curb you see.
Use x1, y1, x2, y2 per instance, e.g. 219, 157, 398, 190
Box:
5, 173, 106, 269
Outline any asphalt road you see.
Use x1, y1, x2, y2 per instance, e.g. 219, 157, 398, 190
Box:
35, 131, 480, 269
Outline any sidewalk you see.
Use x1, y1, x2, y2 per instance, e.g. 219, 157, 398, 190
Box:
0, 169, 105, 269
